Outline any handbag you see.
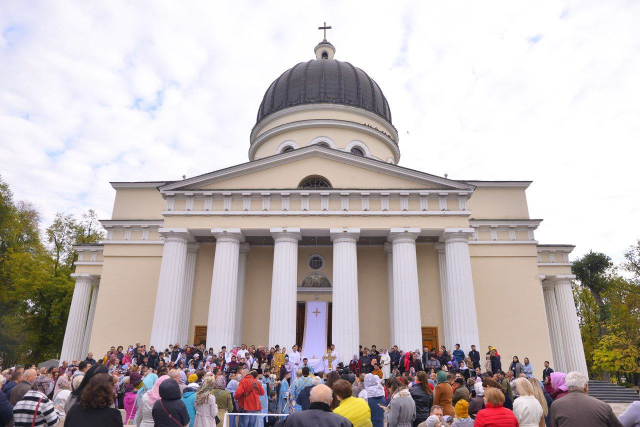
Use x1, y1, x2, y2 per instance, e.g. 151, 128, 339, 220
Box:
31, 396, 45, 427
160, 400, 183, 426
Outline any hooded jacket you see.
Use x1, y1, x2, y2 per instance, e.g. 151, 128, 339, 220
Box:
181, 387, 197, 427
152, 379, 190, 427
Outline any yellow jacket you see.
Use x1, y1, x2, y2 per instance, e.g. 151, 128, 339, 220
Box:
334, 396, 373, 427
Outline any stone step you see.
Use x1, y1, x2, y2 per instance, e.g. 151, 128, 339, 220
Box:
588, 381, 640, 403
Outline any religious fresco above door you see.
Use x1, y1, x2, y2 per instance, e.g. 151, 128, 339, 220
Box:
300, 272, 331, 288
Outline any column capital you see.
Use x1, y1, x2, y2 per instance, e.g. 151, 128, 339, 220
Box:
434, 242, 445, 253
388, 228, 420, 244
330, 228, 360, 243
270, 227, 301, 243
441, 228, 474, 243
70, 273, 100, 284
187, 242, 201, 253
159, 228, 195, 243
552, 274, 576, 285
211, 228, 244, 243
239, 243, 251, 254
383, 241, 392, 254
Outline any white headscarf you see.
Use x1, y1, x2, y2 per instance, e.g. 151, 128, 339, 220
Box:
474, 382, 484, 397
359, 373, 385, 399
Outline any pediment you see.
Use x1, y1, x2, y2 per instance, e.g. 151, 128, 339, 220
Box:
159, 146, 474, 192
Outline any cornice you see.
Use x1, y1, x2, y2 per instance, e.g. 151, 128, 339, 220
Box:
248, 119, 400, 162
162, 210, 472, 217
250, 103, 399, 142
110, 182, 167, 189
462, 181, 532, 188
100, 220, 164, 227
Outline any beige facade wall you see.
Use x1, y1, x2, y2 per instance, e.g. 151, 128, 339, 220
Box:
417, 244, 445, 346
467, 188, 530, 219
197, 156, 433, 190
254, 127, 396, 162
470, 244, 552, 373
112, 188, 165, 220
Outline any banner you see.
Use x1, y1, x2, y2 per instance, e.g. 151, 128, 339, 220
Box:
302, 302, 328, 364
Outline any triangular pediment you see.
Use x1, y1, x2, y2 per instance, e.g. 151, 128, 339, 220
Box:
159, 146, 474, 192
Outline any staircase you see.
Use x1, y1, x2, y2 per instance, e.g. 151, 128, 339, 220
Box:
588, 380, 640, 403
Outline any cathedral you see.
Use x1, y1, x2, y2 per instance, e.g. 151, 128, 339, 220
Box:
60, 33, 588, 375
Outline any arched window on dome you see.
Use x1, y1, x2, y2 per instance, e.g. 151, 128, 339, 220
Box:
350, 147, 364, 157
321, 51, 328, 59
299, 176, 332, 189
316, 142, 330, 148
282, 146, 294, 153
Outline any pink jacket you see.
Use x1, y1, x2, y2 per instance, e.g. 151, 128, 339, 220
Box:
124, 392, 137, 423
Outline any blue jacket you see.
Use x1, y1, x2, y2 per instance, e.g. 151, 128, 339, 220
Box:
181, 388, 197, 427
1, 381, 17, 400
0, 389, 13, 426
452, 349, 465, 363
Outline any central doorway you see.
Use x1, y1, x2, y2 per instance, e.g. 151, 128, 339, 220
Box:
296, 301, 332, 349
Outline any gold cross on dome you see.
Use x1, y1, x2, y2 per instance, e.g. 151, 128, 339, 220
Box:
313, 308, 321, 317
318, 22, 332, 41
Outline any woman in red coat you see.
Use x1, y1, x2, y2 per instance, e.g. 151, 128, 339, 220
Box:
474, 387, 519, 427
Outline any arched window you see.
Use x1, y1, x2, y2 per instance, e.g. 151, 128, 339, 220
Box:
322, 51, 328, 59
316, 142, 330, 148
299, 176, 332, 189
350, 147, 364, 157
281, 146, 294, 153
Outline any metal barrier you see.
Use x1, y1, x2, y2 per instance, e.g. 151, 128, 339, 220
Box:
222, 412, 289, 427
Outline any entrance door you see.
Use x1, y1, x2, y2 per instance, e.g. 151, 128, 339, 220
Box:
194, 326, 207, 346
422, 327, 438, 351
296, 302, 332, 348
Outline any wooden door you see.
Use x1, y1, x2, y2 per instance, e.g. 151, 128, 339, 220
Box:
422, 327, 438, 352
194, 326, 207, 346
296, 302, 306, 348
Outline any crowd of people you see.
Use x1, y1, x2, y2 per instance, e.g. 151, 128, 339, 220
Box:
0, 341, 632, 426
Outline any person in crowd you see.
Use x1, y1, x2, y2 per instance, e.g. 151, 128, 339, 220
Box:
389, 346, 401, 372
489, 349, 502, 374
452, 345, 465, 365
352, 374, 366, 398
451, 378, 470, 407
181, 379, 198, 427
522, 358, 533, 379
358, 374, 385, 427
3, 371, 21, 400
9, 368, 36, 406
332, 379, 372, 427
468, 382, 484, 419
193, 377, 218, 427
235, 369, 265, 426
152, 377, 190, 427
542, 361, 553, 381
211, 375, 233, 423
513, 377, 543, 427
380, 349, 391, 380
11, 387, 59, 427
409, 371, 433, 427
64, 373, 123, 426
549, 372, 568, 400
383, 378, 415, 427
360, 349, 373, 375
468, 345, 480, 370
619, 400, 640, 427
509, 357, 524, 378
296, 375, 321, 411
66, 364, 108, 409
273, 384, 351, 427
52, 374, 72, 420
0, 384, 12, 426
474, 386, 518, 427
451, 399, 474, 426
483, 378, 512, 411
138, 374, 166, 426
549, 371, 621, 427
433, 371, 454, 417
425, 355, 441, 373
527, 378, 550, 427
290, 367, 312, 412
123, 372, 141, 424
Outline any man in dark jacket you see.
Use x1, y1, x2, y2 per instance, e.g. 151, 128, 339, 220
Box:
0, 390, 12, 426
359, 349, 372, 374
147, 349, 159, 369
468, 345, 480, 369
84, 352, 97, 365
389, 346, 401, 371
542, 361, 554, 380
275, 384, 351, 426
152, 378, 190, 427
1, 372, 20, 400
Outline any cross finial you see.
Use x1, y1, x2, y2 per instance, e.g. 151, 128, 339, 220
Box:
318, 22, 332, 41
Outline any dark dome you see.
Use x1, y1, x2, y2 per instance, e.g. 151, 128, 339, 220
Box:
257, 59, 392, 124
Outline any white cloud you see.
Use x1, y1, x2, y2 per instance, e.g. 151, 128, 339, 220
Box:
0, 0, 638, 262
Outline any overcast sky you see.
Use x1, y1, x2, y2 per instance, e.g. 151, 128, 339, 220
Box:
1, 1, 638, 262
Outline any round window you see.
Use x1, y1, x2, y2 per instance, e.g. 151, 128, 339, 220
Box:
308, 254, 324, 270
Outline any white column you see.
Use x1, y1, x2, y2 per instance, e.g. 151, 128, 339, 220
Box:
554, 275, 588, 375
436, 243, 453, 351
234, 243, 250, 345
180, 243, 199, 345
150, 229, 191, 350
60, 275, 93, 363
441, 228, 480, 352
384, 242, 395, 348
268, 228, 301, 350
331, 228, 360, 364
389, 228, 423, 353
542, 278, 567, 373
206, 229, 243, 352
80, 281, 100, 358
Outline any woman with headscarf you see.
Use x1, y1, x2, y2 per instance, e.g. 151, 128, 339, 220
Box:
53, 374, 72, 419
211, 375, 234, 425
433, 371, 454, 417
124, 372, 142, 424
549, 372, 568, 400
380, 349, 391, 380
193, 377, 218, 427
134, 373, 157, 425
137, 374, 166, 427
358, 374, 386, 427
67, 364, 109, 409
